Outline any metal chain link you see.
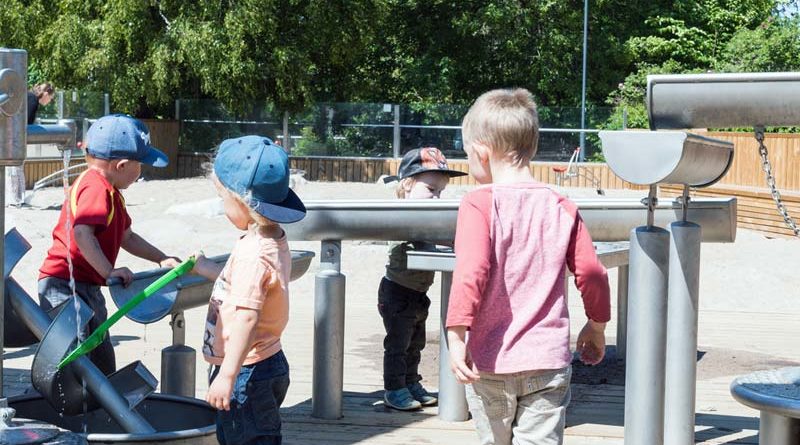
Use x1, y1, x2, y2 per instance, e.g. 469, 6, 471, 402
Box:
755, 128, 800, 237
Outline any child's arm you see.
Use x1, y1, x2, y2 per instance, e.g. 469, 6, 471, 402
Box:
205, 307, 258, 411
565, 206, 611, 365
191, 253, 224, 281
446, 190, 492, 382
121, 228, 180, 268
74, 224, 133, 284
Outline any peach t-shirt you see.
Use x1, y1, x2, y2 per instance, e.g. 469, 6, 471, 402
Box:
202, 227, 291, 366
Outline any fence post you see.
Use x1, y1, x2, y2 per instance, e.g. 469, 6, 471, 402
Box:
283, 111, 291, 153
623, 107, 628, 130
104, 93, 110, 115
393, 104, 401, 158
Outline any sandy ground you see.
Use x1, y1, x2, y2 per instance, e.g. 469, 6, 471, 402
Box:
3, 176, 799, 428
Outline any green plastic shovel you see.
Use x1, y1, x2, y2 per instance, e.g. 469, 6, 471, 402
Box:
57, 256, 196, 370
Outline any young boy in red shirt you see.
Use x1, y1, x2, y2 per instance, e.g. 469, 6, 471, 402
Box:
38, 114, 181, 375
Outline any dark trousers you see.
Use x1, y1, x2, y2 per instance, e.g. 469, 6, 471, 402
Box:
378, 277, 431, 391
38, 277, 116, 376
210, 350, 290, 445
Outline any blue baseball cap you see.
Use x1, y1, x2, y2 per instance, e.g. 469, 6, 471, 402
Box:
214, 135, 306, 223
85, 114, 169, 167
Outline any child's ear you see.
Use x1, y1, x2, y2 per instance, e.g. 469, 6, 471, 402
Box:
115, 159, 128, 171
472, 141, 491, 164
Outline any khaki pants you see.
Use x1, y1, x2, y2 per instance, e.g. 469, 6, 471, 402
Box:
465, 367, 571, 445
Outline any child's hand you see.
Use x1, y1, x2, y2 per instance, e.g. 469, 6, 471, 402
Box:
206, 373, 235, 411
576, 320, 606, 365
447, 326, 480, 384
159, 256, 182, 269
108, 267, 134, 287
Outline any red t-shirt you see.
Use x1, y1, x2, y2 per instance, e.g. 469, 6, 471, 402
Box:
39, 169, 131, 285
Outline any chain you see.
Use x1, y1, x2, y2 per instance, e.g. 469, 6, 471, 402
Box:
755, 127, 800, 237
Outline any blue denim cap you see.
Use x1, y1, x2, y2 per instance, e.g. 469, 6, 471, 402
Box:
85, 114, 168, 167
214, 135, 306, 223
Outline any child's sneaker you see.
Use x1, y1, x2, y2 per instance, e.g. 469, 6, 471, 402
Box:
384, 388, 422, 411
407, 382, 438, 406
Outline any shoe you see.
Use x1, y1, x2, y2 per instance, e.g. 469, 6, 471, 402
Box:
384, 388, 422, 411
407, 382, 438, 406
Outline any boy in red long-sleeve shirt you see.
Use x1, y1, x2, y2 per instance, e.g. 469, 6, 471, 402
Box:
446, 89, 611, 445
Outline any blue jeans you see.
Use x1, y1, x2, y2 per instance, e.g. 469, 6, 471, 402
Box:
209, 350, 290, 445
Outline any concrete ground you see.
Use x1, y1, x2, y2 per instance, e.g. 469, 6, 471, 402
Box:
2, 177, 799, 444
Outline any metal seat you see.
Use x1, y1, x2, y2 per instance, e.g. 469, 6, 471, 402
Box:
731, 367, 800, 445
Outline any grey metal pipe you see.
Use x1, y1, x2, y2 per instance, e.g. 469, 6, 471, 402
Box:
616, 265, 629, 359
284, 198, 736, 243
0, 168, 5, 396
312, 240, 346, 420
437, 272, 469, 421
664, 222, 702, 445
647, 72, 800, 129
26, 120, 77, 149
624, 227, 670, 445
759, 412, 800, 445
4, 278, 155, 433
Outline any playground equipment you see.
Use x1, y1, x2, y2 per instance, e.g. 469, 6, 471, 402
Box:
552, 145, 605, 194
282, 197, 735, 421
0, 47, 315, 444
599, 71, 800, 445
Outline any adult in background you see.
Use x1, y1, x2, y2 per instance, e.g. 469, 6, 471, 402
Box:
27, 82, 54, 124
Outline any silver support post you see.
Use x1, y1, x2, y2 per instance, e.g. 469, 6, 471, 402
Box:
578, 0, 589, 161
622, 108, 628, 130
392, 105, 401, 158
175, 99, 180, 121
664, 221, 701, 445
57, 91, 64, 119
161, 311, 196, 397
624, 226, 669, 445
104, 93, 110, 115
0, 166, 4, 397
759, 411, 800, 445
437, 271, 469, 421
616, 265, 629, 359
283, 111, 291, 153
312, 240, 346, 419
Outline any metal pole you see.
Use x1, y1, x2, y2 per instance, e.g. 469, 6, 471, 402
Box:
57, 91, 64, 120
0, 166, 4, 397
312, 240, 346, 419
616, 264, 629, 359
392, 105, 401, 158
622, 107, 628, 130
579, 0, 589, 161
624, 226, 669, 445
759, 412, 800, 445
664, 221, 701, 445
104, 93, 110, 115
283, 111, 291, 153
437, 271, 469, 421
161, 311, 196, 398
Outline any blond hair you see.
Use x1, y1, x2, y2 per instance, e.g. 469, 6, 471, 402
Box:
461, 88, 539, 166
205, 163, 279, 229
395, 177, 416, 199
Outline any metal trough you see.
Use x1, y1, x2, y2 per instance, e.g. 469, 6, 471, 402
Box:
647, 72, 800, 130
598, 131, 733, 187
9, 393, 216, 445
285, 199, 736, 243
108, 250, 315, 324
